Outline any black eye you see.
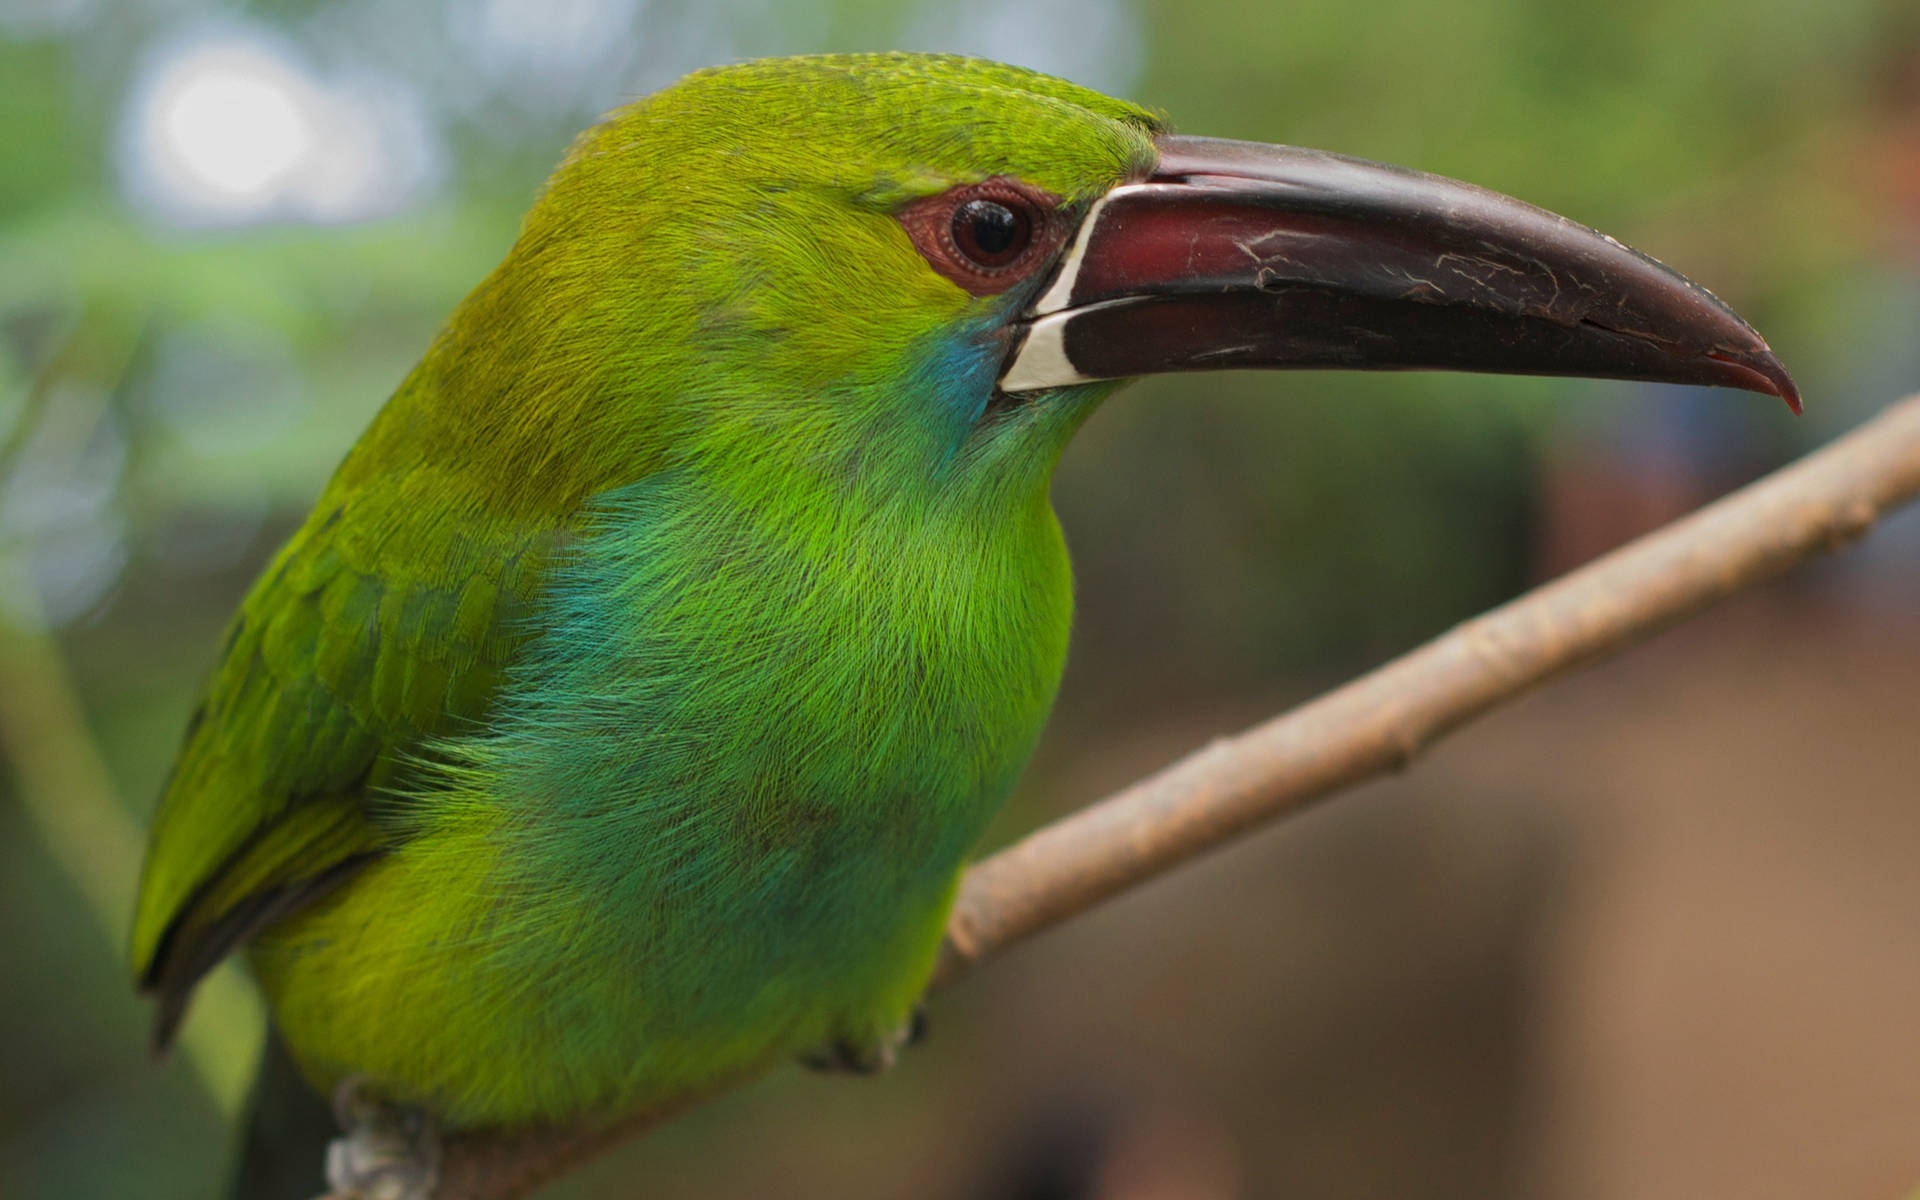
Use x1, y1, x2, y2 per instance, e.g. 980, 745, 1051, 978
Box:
951, 198, 1032, 268
898, 179, 1060, 295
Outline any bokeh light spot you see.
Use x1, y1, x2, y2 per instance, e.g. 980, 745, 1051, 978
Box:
117, 26, 442, 229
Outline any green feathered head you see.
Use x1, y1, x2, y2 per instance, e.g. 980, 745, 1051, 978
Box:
410, 51, 1792, 511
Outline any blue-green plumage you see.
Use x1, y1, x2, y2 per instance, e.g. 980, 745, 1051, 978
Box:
255, 374, 1104, 1124
134, 58, 1160, 1127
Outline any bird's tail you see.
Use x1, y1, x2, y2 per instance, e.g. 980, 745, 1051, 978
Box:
229, 1023, 337, 1200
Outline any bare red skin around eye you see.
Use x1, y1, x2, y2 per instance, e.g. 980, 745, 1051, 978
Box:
897, 178, 1067, 297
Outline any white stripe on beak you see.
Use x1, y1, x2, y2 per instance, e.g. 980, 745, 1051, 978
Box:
997, 312, 1089, 392
1028, 184, 1153, 317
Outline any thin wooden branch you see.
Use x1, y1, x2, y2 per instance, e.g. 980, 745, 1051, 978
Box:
425, 393, 1920, 1199
933, 395, 1920, 983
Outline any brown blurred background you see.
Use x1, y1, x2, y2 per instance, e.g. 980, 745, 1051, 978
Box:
2, 0, 1917, 1197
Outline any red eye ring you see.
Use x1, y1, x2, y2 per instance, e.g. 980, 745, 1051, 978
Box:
898, 178, 1065, 297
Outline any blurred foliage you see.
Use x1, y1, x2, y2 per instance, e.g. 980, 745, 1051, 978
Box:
0, 0, 1914, 1196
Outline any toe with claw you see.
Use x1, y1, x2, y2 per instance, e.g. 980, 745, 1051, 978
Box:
322, 1077, 440, 1200
800, 1006, 928, 1076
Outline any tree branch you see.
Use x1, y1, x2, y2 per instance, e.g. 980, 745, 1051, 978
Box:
420, 393, 1920, 1199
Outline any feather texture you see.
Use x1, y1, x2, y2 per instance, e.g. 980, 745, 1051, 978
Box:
131, 53, 1164, 1128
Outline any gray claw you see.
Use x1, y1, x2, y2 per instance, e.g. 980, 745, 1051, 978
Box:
322, 1077, 439, 1200
799, 1006, 927, 1075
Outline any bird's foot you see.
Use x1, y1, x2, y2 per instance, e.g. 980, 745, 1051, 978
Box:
800, 1006, 928, 1075
322, 1076, 440, 1200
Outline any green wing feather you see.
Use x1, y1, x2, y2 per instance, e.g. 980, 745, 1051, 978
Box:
126, 88, 720, 1046
130, 464, 562, 1050
128, 194, 674, 1049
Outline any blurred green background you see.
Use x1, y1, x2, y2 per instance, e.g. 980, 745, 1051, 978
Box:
3, 0, 1918, 1197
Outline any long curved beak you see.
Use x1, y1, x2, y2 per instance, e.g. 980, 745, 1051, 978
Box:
1001, 136, 1800, 413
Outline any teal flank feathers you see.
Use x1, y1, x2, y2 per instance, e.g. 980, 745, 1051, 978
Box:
133, 53, 1160, 1132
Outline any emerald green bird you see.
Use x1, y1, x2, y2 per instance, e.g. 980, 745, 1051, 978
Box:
130, 53, 1797, 1198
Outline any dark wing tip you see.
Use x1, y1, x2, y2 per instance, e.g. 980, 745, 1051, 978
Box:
139, 851, 383, 1056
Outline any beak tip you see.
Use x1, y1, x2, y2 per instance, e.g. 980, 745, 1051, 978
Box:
1707, 346, 1802, 415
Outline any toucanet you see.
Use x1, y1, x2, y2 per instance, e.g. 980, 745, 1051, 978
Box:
129, 52, 1798, 1198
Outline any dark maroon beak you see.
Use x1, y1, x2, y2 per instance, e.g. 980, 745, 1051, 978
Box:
1000, 135, 1799, 414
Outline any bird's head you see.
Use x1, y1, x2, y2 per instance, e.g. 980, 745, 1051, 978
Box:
451, 53, 1795, 509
